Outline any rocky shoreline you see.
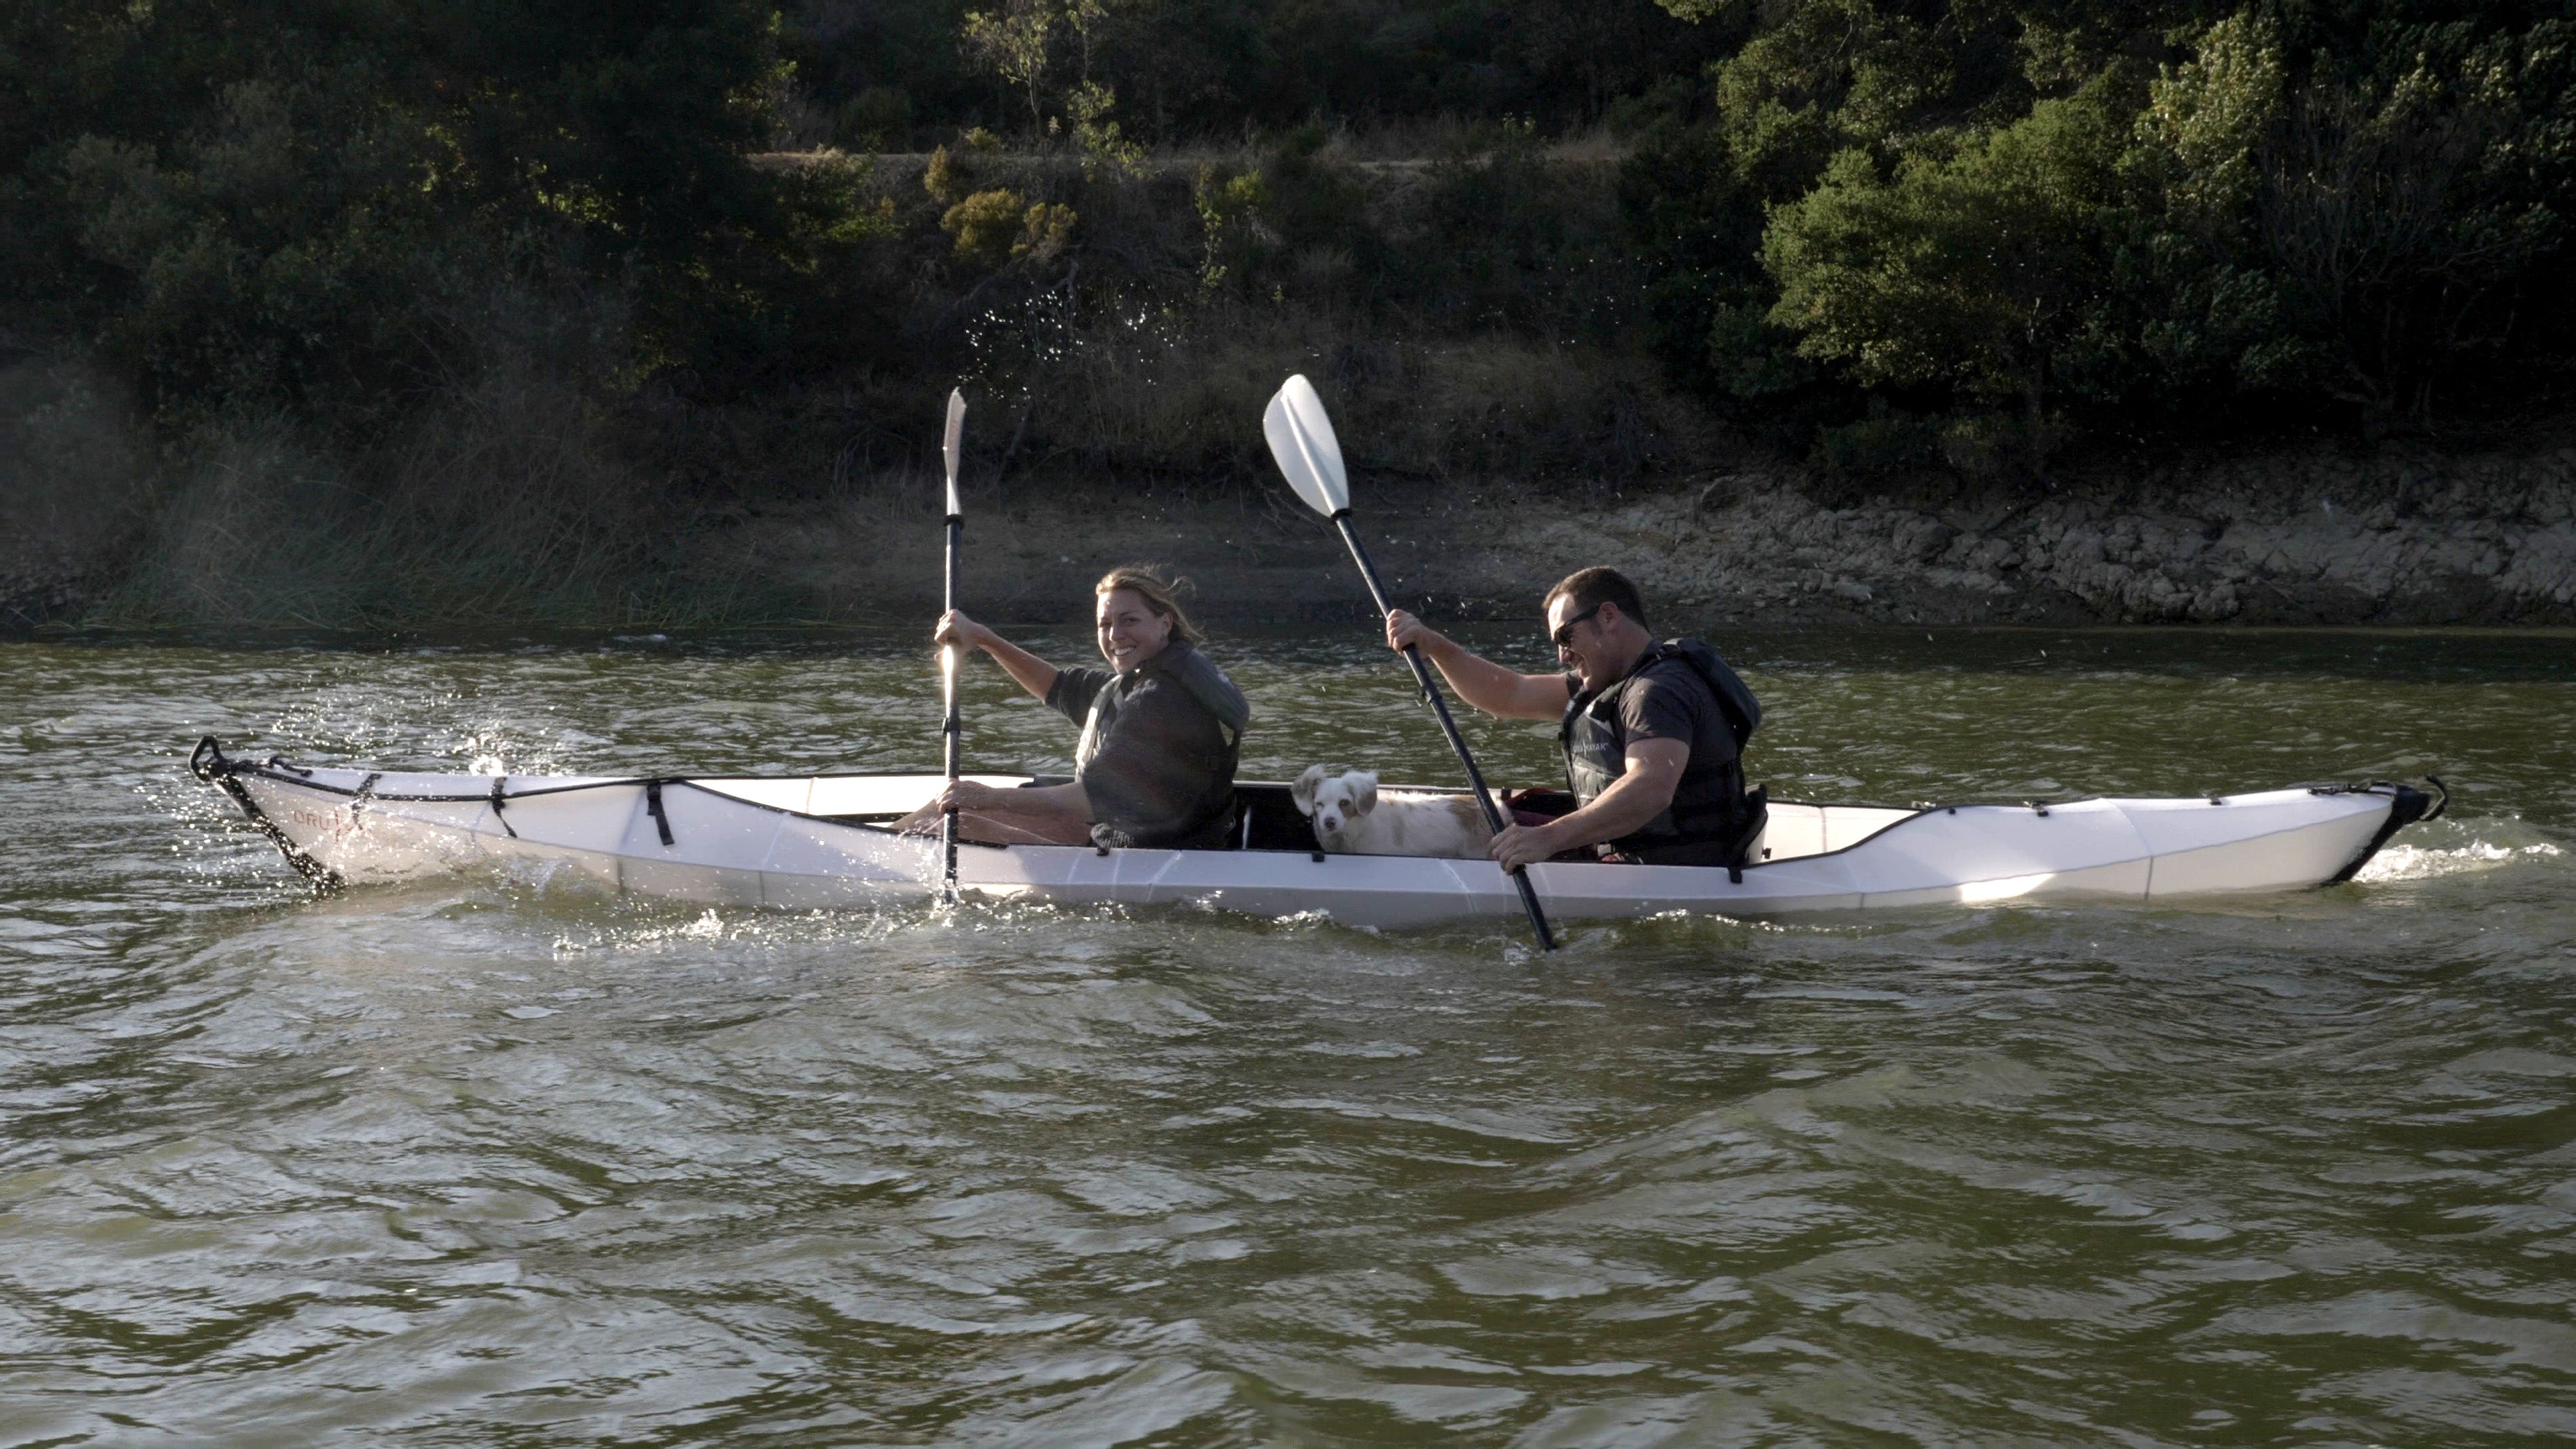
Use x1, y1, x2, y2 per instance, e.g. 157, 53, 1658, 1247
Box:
13, 431, 2576, 634
1586, 445, 2576, 627
749, 436, 2576, 631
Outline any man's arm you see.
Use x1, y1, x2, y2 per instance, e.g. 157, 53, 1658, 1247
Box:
1487, 739, 1687, 872
1385, 610, 1567, 721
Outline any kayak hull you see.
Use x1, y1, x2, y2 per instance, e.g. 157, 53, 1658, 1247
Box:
189, 740, 2440, 929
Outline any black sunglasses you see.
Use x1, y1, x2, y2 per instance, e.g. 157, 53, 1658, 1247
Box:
1550, 603, 1605, 649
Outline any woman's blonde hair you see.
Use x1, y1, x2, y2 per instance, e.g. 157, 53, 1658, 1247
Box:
1094, 566, 1200, 645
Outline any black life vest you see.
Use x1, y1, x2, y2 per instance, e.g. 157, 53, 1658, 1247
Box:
1560, 637, 1763, 860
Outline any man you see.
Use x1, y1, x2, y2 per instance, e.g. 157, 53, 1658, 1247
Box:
1385, 567, 1764, 874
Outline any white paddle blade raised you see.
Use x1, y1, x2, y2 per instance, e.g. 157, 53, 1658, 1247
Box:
943, 389, 965, 518
1263, 374, 1349, 517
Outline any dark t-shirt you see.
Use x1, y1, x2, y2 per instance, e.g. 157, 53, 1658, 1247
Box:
1562, 655, 1742, 839
1045, 642, 1245, 849
1566, 667, 1737, 757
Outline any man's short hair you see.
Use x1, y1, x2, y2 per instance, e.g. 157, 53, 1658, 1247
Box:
1544, 567, 1649, 631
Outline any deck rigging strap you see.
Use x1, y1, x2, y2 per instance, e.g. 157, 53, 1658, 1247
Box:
488, 777, 518, 839
645, 780, 676, 847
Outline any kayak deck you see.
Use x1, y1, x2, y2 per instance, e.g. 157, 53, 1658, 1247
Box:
187, 739, 2443, 927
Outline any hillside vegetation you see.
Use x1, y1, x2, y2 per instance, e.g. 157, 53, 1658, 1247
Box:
5, 1, 2573, 627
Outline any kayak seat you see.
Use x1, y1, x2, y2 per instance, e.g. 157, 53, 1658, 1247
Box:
1231, 781, 1333, 851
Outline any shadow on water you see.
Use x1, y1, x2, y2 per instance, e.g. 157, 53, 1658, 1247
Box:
33, 619, 2576, 676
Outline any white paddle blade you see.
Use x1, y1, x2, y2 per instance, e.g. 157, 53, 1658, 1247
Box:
942, 389, 965, 517
1263, 374, 1349, 517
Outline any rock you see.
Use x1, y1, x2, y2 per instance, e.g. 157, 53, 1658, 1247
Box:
1695, 474, 1751, 512
1892, 515, 1955, 563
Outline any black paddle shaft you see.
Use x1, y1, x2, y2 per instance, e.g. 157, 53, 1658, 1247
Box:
941, 511, 963, 897
1330, 513, 1557, 951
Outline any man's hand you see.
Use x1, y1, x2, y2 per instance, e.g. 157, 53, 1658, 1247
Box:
1385, 608, 1452, 659
1489, 819, 1567, 873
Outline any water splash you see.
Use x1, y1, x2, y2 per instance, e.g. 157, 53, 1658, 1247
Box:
2355, 837, 2564, 883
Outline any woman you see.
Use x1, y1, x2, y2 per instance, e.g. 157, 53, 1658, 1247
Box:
900, 568, 1251, 850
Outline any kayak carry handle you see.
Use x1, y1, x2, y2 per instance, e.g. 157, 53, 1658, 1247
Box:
189, 735, 227, 782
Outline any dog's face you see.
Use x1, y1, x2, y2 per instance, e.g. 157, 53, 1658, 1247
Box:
1291, 765, 1379, 839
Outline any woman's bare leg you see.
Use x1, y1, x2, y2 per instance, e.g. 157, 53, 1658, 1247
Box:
947, 808, 1092, 845
894, 800, 1092, 845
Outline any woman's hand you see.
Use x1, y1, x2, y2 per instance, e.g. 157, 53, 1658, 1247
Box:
928, 777, 1006, 814
934, 610, 998, 656
902, 778, 1002, 833
1385, 609, 1453, 660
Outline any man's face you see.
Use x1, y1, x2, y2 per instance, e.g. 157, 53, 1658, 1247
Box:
1548, 595, 1618, 692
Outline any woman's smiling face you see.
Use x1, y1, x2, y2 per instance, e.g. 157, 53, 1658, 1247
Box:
1095, 588, 1173, 673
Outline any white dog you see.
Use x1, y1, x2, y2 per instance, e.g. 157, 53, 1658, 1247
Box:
1291, 765, 1496, 859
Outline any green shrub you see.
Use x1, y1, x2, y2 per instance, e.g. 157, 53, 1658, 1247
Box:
1763, 73, 2133, 450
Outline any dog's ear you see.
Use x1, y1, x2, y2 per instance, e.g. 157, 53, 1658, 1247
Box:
1291, 764, 1326, 816
1350, 771, 1378, 815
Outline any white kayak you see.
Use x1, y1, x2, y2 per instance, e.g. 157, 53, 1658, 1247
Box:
188, 737, 2443, 929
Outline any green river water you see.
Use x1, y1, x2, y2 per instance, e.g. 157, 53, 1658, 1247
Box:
2, 627, 2571, 1445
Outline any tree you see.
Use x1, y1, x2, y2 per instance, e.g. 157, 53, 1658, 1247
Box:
3, 0, 877, 424
1764, 74, 2133, 441
962, 0, 1057, 132
2130, 12, 2576, 429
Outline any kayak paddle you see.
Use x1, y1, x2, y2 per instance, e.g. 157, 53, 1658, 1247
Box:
1262, 374, 1557, 951
940, 388, 966, 902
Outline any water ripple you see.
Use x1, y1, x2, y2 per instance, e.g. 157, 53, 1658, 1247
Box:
1, 628, 2570, 1442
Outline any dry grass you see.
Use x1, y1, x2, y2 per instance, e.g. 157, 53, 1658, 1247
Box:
974, 299, 1713, 490
0, 356, 152, 582
32, 294, 1719, 631
13, 142, 1721, 632
83, 356, 784, 631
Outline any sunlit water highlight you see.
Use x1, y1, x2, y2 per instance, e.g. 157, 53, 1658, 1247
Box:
3, 627, 2571, 1444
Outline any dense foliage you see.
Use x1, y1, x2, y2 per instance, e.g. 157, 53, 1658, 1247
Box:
7, 0, 2576, 521
0, 0, 892, 435
1623, 0, 2576, 464
783, 0, 1727, 146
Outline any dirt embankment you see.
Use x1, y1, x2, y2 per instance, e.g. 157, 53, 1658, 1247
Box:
741, 437, 2576, 630
10, 341, 2575, 632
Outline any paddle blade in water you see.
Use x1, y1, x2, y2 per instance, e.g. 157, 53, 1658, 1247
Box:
1263, 375, 1349, 517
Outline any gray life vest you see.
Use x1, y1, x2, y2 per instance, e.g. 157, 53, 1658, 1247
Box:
1073, 639, 1250, 847
1560, 637, 1761, 855
1075, 639, 1250, 760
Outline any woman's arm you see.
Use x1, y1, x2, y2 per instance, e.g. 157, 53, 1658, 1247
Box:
1385, 610, 1568, 721
901, 778, 1091, 844
938, 610, 1059, 700
946, 779, 1088, 819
